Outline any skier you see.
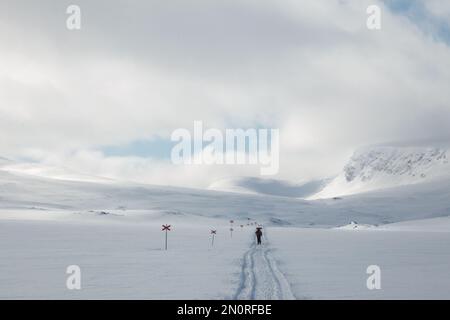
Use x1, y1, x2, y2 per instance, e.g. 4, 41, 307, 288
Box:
255, 227, 263, 245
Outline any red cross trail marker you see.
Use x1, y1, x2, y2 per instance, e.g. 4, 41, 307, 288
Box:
210, 230, 217, 247
162, 224, 171, 250
229, 220, 234, 238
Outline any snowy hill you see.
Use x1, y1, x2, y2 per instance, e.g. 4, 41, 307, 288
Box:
1, 163, 450, 227
0, 158, 115, 184
208, 176, 329, 198
309, 146, 450, 199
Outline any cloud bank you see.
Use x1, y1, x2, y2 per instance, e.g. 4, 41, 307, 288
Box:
1, 0, 450, 187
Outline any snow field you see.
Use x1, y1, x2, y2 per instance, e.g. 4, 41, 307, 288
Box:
269, 226, 450, 299
0, 213, 253, 299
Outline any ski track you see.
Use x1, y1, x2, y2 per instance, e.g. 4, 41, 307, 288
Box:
234, 232, 296, 300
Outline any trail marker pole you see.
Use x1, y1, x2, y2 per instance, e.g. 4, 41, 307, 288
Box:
211, 230, 217, 247
162, 224, 171, 250
229, 220, 234, 238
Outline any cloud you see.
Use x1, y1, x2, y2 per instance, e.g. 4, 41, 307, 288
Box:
384, 0, 450, 43
422, 0, 450, 20
1, 0, 450, 187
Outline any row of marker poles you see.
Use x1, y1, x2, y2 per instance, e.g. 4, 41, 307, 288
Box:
246, 217, 258, 227
162, 219, 259, 250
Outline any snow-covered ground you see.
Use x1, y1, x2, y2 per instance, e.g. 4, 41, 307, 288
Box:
269, 218, 450, 299
2, 210, 449, 299
1, 159, 450, 299
0, 211, 251, 299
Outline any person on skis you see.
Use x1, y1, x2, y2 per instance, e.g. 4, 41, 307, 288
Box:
255, 227, 263, 245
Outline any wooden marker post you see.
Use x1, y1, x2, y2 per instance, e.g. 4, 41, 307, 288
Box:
210, 230, 217, 247
229, 220, 234, 238
162, 224, 171, 250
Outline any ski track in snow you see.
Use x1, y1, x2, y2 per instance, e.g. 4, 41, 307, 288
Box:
234, 233, 295, 300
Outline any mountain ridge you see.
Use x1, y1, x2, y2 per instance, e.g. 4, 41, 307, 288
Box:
309, 146, 450, 199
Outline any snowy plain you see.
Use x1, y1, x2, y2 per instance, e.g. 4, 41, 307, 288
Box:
269, 221, 450, 299
1, 159, 450, 299
0, 212, 251, 299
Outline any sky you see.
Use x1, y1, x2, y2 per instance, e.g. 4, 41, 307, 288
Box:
1, 0, 450, 188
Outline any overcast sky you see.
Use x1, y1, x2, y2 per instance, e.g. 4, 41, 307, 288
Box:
1, 0, 450, 187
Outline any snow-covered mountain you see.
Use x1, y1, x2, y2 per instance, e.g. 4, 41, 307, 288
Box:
1, 157, 450, 226
310, 146, 450, 199
208, 146, 450, 200
208, 176, 329, 198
